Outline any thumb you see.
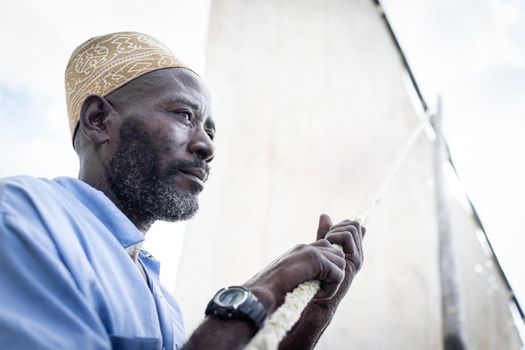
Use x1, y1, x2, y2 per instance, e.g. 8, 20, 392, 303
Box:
316, 214, 333, 240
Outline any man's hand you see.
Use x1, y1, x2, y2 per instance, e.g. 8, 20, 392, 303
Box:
243, 213, 364, 318
242, 219, 353, 314
313, 214, 365, 307
278, 214, 366, 350
183, 214, 365, 350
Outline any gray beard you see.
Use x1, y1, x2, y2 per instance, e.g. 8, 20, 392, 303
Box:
106, 118, 203, 223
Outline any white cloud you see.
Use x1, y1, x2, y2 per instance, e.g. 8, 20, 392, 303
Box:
469, 0, 524, 69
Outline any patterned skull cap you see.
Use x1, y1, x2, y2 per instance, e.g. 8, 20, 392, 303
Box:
65, 31, 190, 139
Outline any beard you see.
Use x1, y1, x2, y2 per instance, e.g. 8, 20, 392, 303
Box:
105, 117, 208, 223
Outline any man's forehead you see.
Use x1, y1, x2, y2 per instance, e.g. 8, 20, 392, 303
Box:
108, 68, 212, 108
129, 68, 209, 99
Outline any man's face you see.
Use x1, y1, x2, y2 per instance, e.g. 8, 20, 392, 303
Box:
104, 68, 216, 222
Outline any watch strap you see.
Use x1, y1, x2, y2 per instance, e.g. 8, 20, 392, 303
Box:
237, 291, 267, 328
205, 286, 267, 329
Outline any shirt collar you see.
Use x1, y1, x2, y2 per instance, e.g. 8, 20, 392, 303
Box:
53, 176, 144, 248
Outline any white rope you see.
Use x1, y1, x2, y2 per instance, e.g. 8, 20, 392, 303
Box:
354, 121, 427, 224
245, 120, 427, 350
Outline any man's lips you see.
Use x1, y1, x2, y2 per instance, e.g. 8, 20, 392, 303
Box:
178, 168, 208, 186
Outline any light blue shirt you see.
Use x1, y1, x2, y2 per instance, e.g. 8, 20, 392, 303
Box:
0, 176, 185, 349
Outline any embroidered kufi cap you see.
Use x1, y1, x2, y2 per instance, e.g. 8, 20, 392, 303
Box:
65, 31, 189, 139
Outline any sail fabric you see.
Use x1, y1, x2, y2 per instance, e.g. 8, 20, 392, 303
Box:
175, 0, 523, 348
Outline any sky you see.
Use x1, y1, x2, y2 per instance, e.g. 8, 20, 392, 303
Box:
0, 0, 524, 312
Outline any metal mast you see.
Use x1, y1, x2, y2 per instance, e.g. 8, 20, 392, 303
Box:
434, 97, 468, 350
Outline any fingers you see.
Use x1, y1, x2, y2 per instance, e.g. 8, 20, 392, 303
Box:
315, 252, 345, 300
326, 236, 363, 273
329, 220, 364, 245
311, 240, 346, 267
300, 239, 346, 299
316, 217, 365, 264
316, 214, 333, 240
330, 219, 362, 231
325, 231, 358, 254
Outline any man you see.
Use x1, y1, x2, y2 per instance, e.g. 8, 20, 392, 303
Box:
0, 32, 365, 349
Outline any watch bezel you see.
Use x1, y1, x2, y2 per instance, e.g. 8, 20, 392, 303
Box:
213, 286, 249, 309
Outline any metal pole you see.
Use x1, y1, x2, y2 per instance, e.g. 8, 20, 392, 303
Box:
433, 96, 468, 350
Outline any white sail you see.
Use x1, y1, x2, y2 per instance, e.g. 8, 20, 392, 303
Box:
175, 0, 523, 348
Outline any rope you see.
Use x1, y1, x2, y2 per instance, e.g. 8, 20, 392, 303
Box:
245, 120, 428, 350
354, 121, 427, 224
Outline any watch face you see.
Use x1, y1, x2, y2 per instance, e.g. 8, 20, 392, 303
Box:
215, 287, 248, 308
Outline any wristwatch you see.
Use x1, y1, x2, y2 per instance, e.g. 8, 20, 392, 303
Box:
205, 286, 267, 329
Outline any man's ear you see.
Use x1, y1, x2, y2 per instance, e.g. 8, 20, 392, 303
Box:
79, 94, 114, 145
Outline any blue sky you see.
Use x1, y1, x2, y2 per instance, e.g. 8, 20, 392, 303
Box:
0, 84, 77, 177
0, 86, 49, 139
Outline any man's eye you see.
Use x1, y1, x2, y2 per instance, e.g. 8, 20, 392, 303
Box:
206, 131, 215, 140
171, 110, 192, 121
178, 111, 192, 120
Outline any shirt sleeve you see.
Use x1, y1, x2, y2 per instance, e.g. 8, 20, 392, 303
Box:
0, 212, 112, 350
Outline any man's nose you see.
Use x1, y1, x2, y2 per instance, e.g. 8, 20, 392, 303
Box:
188, 128, 215, 162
